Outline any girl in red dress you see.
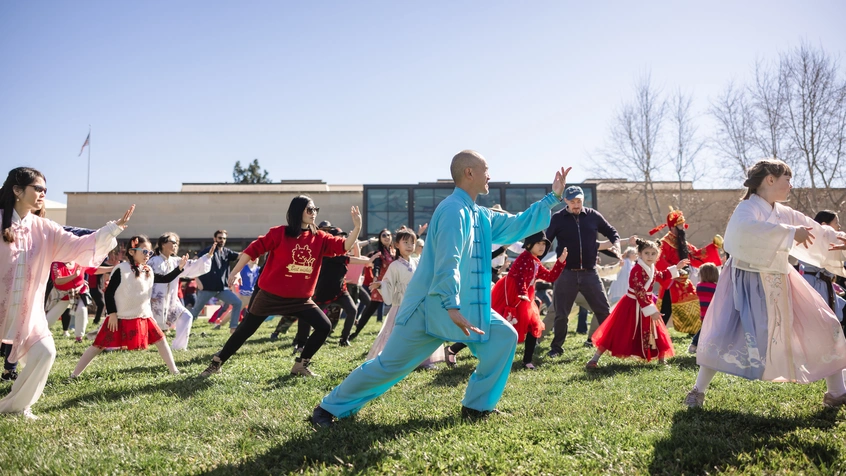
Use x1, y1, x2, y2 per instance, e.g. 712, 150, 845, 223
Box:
446, 231, 567, 370
70, 236, 190, 378
586, 239, 689, 368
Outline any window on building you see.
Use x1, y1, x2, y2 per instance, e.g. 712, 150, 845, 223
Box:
412, 187, 451, 233
476, 188, 502, 209
505, 187, 548, 212
367, 188, 409, 235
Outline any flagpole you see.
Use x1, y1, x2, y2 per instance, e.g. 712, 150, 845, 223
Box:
86, 125, 91, 192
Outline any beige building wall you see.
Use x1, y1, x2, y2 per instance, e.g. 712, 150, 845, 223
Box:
65, 183, 363, 244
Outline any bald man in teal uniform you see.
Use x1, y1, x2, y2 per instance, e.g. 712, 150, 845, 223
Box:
313, 150, 570, 426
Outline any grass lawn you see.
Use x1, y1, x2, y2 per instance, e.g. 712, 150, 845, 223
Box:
1, 312, 845, 475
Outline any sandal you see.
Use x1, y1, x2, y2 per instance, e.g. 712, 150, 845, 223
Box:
445, 345, 457, 368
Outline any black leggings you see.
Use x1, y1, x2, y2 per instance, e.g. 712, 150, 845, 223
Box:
61, 308, 72, 331
219, 307, 331, 362
353, 300, 383, 335
661, 289, 672, 325
450, 334, 537, 364
356, 286, 372, 320
90, 287, 105, 324
293, 293, 357, 345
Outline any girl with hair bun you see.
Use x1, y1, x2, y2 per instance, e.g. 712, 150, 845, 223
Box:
686, 158, 846, 409
587, 239, 689, 368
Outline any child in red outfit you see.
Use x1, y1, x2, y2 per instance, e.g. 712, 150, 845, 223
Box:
587, 239, 689, 368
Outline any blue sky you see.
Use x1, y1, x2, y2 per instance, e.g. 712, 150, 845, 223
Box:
1, 1, 843, 202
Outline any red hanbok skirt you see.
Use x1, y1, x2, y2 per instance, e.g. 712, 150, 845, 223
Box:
92, 316, 165, 350
591, 295, 675, 361
491, 278, 543, 343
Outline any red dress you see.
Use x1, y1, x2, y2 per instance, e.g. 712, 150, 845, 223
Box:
592, 260, 676, 361
491, 251, 565, 343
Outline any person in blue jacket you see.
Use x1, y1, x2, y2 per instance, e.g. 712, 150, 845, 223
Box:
312, 150, 570, 426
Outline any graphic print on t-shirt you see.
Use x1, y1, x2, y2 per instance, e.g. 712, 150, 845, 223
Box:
288, 244, 315, 274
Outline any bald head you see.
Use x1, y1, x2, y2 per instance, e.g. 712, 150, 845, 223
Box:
450, 150, 485, 183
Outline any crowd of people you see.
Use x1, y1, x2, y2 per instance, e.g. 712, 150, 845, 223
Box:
2, 152, 846, 425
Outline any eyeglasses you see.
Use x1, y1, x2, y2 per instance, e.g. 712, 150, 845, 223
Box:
306, 207, 320, 215
381, 233, 391, 238
28, 184, 47, 194
130, 248, 155, 257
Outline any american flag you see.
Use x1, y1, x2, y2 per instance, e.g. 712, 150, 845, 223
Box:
78, 132, 90, 156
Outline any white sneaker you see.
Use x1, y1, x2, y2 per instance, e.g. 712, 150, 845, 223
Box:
687, 344, 697, 354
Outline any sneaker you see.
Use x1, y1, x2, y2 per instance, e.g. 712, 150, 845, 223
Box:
312, 405, 335, 428
461, 406, 508, 421
269, 332, 279, 342
522, 362, 536, 370
684, 387, 705, 408
546, 350, 562, 358
585, 360, 598, 370
213, 324, 221, 331
688, 344, 697, 354
445, 346, 458, 368
75, 336, 83, 343
199, 357, 222, 378
583, 340, 595, 348
1, 370, 18, 381
20, 408, 38, 420
823, 392, 846, 408
63, 331, 70, 337
338, 339, 351, 347
291, 358, 318, 377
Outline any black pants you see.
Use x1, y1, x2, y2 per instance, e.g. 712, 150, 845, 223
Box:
550, 269, 611, 353
353, 300, 383, 336
450, 334, 537, 364
219, 307, 331, 362
326, 292, 363, 340
61, 308, 72, 331
0, 343, 15, 372
660, 289, 673, 325
576, 306, 589, 334
356, 286, 372, 320
90, 287, 105, 325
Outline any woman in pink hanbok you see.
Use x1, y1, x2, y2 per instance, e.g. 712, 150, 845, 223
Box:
0, 167, 133, 419
685, 159, 846, 408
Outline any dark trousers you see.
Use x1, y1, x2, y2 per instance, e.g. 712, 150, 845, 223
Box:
0, 343, 15, 372
691, 329, 701, 346
219, 307, 331, 362
660, 289, 672, 325
550, 269, 611, 353
450, 333, 537, 364
90, 287, 105, 325
61, 308, 72, 331
356, 286, 372, 320
353, 300, 383, 335
576, 306, 589, 334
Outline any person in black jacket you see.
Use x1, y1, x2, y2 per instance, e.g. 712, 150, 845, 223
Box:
189, 230, 242, 327
545, 186, 620, 356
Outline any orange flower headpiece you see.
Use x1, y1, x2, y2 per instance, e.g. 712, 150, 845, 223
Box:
649, 206, 688, 236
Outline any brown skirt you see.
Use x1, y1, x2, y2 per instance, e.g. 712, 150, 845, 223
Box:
248, 289, 320, 317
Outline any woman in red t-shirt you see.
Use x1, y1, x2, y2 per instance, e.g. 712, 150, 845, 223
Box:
46, 261, 112, 342
200, 195, 362, 378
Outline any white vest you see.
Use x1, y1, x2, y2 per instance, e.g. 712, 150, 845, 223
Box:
112, 262, 155, 318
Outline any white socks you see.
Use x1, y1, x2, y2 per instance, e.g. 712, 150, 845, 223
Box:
694, 366, 717, 393
824, 370, 846, 397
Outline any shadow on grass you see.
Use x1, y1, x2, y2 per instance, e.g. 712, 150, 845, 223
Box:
649, 408, 843, 474
428, 364, 476, 387
669, 354, 699, 370
41, 376, 214, 412
200, 414, 456, 475
562, 361, 660, 383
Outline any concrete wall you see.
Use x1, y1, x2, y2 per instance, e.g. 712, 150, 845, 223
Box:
65, 191, 362, 242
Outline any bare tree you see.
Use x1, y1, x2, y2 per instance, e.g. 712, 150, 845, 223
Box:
596, 73, 668, 227
669, 89, 705, 208
709, 81, 757, 181
781, 42, 846, 210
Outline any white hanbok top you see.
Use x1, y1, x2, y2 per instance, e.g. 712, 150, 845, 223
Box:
380, 257, 417, 307
148, 253, 212, 317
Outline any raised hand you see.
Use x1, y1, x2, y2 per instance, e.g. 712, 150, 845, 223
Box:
558, 247, 568, 263
829, 235, 846, 251
351, 206, 362, 229
179, 253, 189, 269
552, 167, 572, 199
417, 223, 429, 236
116, 205, 135, 229
207, 243, 217, 256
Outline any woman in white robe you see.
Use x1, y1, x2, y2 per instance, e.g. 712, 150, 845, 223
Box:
0, 167, 133, 418
148, 233, 213, 350
685, 159, 846, 408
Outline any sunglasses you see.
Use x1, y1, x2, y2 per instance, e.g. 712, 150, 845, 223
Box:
306, 206, 320, 215
130, 248, 155, 257
166, 239, 179, 245
28, 184, 47, 194
381, 233, 391, 238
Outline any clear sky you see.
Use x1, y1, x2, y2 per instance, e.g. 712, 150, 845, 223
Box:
1, 1, 844, 202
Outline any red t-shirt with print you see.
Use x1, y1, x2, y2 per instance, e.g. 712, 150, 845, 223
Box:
243, 226, 347, 299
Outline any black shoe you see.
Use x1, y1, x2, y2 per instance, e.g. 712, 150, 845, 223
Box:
270, 332, 279, 342
348, 331, 359, 341
546, 350, 562, 358
461, 406, 507, 421
445, 346, 457, 368
312, 405, 335, 428
339, 338, 351, 347
199, 357, 222, 378
1, 370, 18, 382
583, 340, 595, 348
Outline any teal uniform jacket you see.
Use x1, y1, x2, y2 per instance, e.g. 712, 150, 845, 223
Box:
395, 187, 561, 343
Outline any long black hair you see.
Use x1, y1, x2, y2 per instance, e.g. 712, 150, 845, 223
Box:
285, 195, 313, 238
1, 167, 46, 244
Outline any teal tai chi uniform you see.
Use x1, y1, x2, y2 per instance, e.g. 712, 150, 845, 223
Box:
320, 188, 561, 417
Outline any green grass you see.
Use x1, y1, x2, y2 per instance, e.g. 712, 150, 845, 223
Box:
1, 313, 845, 475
